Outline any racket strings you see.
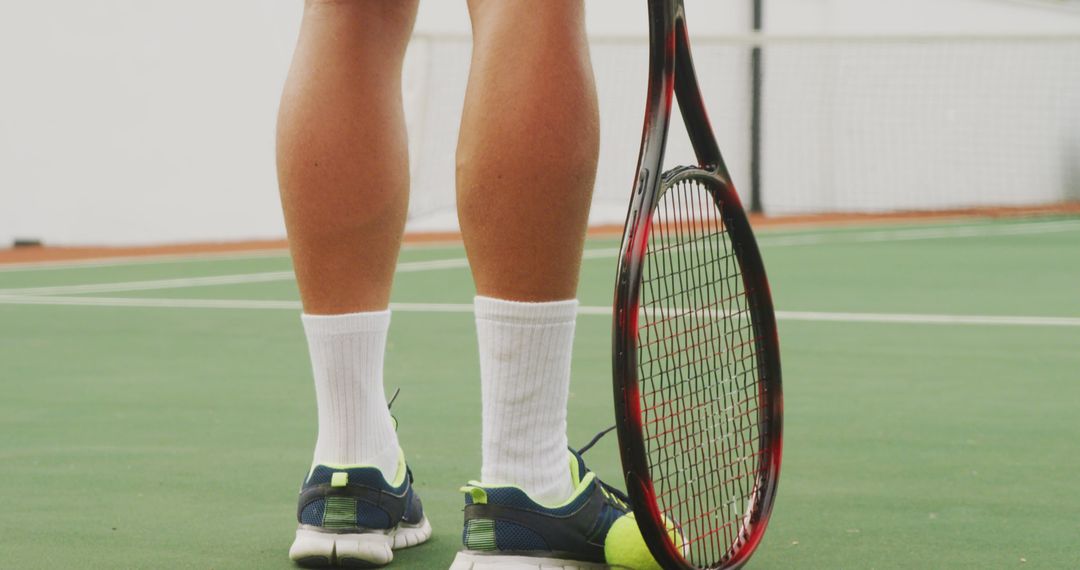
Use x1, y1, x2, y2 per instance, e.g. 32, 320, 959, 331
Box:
637, 176, 766, 566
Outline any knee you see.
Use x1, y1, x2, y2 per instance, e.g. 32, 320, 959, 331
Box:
305, 0, 417, 12
303, 0, 419, 37
466, 0, 585, 38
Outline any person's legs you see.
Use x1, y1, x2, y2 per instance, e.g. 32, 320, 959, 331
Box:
278, 0, 416, 315
277, 0, 417, 478
458, 0, 599, 507
452, 8, 628, 564
278, 1, 431, 566
458, 0, 598, 303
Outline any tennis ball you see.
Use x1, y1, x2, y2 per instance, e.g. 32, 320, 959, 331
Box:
605, 512, 684, 570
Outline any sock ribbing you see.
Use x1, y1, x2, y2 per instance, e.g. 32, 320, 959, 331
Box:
302, 310, 399, 479
475, 295, 578, 505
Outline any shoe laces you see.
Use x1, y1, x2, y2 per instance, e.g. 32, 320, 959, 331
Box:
388, 388, 402, 430
574, 425, 632, 510
576, 424, 616, 455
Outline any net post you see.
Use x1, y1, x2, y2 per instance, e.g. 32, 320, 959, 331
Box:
749, 0, 765, 214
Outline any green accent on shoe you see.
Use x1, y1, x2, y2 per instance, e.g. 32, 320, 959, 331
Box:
464, 518, 497, 551
600, 486, 629, 510
323, 496, 358, 530
330, 472, 348, 488
389, 449, 408, 487
461, 485, 488, 505
569, 453, 583, 485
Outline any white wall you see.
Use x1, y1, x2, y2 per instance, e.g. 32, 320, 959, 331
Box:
0, 1, 301, 246
1, 1, 1078, 246
768, 0, 1080, 34
760, 38, 1080, 214
0, 0, 746, 246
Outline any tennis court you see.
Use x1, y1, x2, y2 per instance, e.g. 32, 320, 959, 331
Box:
2, 215, 1078, 568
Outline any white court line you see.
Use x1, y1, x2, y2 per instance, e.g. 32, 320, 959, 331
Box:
0, 249, 290, 273
0, 295, 302, 310
0, 249, 620, 296
1, 294, 1078, 327
575, 219, 1080, 253
0, 258, 470, 296
756, 219, 1080, 247
0, 271, 297, 296
1, 218, 1077, 274
1, 219, 1077, 297
774, 310, 1080, 327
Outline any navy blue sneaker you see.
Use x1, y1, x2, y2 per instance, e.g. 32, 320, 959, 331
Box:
449, 450, 631, 569
289, 451, 431, 568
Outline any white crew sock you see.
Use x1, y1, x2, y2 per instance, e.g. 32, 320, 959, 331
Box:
302, 310, 399, 480
475, 295, 578, 505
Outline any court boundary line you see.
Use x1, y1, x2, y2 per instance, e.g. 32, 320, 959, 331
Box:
0, 241, 469, 273
1, 220, 1077, 296
0, 295, 1077, 328
754, 219, 1080, 246
2, 218, 1077, 274
0, 250, 617, 296
0, 249, 290, 272
0, 256, 474, 296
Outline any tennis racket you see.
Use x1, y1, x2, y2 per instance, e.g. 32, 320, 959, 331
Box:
611, 1, 783, 569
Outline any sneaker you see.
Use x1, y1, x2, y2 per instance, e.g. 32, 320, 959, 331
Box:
289, 450, 432, 568
449, 450, 630, 569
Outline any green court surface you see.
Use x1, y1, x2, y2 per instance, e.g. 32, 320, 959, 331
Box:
1, 217, 1078, 569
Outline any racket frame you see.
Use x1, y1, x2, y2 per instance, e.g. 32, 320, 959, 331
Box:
612, 1, 784, 568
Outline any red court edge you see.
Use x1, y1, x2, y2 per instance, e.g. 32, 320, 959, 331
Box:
2, 202, 1077, 266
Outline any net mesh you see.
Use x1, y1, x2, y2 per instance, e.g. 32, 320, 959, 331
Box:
637, 173, 764, 566
402, 34, 1080, 229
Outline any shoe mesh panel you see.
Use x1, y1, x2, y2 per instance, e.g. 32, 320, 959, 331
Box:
306, 466, 337, 486
403, 488, 424, 524
485, 484, 593, 516
494, 520, 549, 551
300, 499, 326, 526
355, 502, 392, 529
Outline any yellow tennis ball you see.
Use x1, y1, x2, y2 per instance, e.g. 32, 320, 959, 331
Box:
605, 512, 684, 570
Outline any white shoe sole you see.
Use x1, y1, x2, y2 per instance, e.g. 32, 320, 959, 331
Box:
289, 517, 432, 568
449, 551, 619, 570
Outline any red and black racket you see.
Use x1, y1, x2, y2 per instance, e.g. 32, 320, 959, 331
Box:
612, 1, 783, 568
